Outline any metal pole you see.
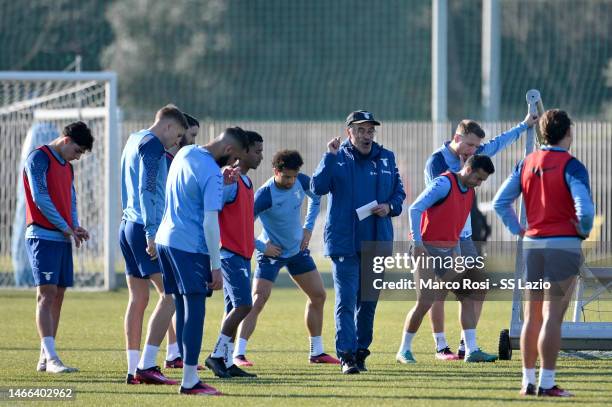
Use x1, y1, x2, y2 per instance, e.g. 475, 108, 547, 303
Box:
482, 0, 500, 121
432, 0, 447, 123
432, 0, 448, 145
104, 74, 119, 290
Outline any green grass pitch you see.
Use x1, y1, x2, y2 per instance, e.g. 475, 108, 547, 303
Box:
1, 288, 611, 406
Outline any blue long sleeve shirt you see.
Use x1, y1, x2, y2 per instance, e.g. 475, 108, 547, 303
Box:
424, 122, 528, 239
254, 173, 320, 258
493, 146, 594, 240
121, 130, 168, 238
24, 147, 79, 242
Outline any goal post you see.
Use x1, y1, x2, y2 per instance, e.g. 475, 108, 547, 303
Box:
0, 71, 119, 290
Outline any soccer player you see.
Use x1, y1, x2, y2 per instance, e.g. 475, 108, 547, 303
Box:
233, 150, 339, 367
164, 112, 199, 169
161, 112, 201, 369
119, 105, 188, 385
204, 130, 263, 378
494, 110, 593, 397
156, 127, 249, 395
424, 114, 538, 360
312, 111, 406, 374
23, 121, 93, 373
397, 155, 497, 364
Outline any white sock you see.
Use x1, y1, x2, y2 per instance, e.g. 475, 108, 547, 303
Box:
462, 329, 478, 355
224, 342, 235, 368
127, 350, 140, 375
433, 332, 448, 352
310, 336, 324, 356
539, 368, 555, 389
42, 337, 58, 360
166, 342, 180, 361
39, 344, 46, 362
182, 364, 199, 388
399, 331, 415, 353
212, 334, 231, 358
522, 367, 536, 387
138, 344, 160, 370
234, 338, 248, 357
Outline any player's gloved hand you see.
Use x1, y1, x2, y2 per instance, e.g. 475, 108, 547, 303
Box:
372, 203, 391, 217
523, 112, 539, 128
145, 236, 158, 260
208, 268, 223, 290
327, 137, 341, 155
300, 228, 312, 251
264, 242, 282, 257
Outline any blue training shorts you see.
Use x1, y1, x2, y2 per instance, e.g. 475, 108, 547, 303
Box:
524, 247, 582, 283
119, 220, 160, 279
255, 249, 316, 283
26, 238, 73, 287
221, 254, 253, 313
157, 243, 211, 295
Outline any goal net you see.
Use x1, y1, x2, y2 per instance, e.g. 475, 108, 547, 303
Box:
0, 72, 119, 290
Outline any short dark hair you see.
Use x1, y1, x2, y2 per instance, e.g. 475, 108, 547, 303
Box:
245, 130, 263, 152
455, 120, 485, 139
63, 121, 94, 151
272, 149, 303, 171
223, 126, 249, 150
183, 112, 199, 128
539, 109, 572, 145
156, 104, 188, 129
465, 154, 495, 174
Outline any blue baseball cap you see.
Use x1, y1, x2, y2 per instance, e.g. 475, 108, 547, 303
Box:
345, 110, 381, 126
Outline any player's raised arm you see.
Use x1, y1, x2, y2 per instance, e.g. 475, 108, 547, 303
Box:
477, 112, 538, 158
311, 137, 341, 195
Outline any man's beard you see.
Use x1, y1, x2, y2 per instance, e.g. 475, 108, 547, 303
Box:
216, 154, 232, 167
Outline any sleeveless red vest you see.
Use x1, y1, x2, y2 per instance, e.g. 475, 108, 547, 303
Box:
24, 145, 74, 231
421, 172, 474, 247
220, 175, 255, 258
521, 150, 578, 238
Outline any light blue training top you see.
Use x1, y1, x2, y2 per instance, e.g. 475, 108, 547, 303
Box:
254, 173, 320, 258
156, 146, 223, 254
120, 129, 167, 238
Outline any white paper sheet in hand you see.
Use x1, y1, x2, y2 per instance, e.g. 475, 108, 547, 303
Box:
356, 200, 378, 221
